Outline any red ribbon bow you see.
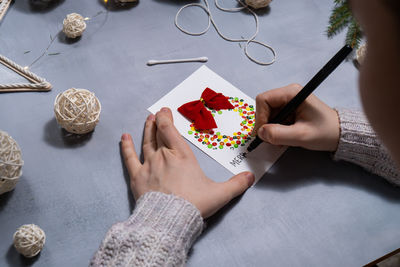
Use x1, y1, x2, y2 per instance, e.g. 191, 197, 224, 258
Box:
178, 88, 234, 130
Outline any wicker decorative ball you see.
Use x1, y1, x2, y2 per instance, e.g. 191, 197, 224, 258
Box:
356, 44, 367, 65
245, 0, 272, 9
62, 13, 86, 38
54, 88, 101, 134
0, 130, 23, 195
13, 224, 46, 258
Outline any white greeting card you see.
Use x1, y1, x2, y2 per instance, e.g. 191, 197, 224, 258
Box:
148, 66, 286, 183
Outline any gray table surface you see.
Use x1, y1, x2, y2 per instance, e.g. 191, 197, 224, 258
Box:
1, 0, 400, 266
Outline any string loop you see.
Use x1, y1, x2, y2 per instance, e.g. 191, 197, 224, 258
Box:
175, 0, 276, 66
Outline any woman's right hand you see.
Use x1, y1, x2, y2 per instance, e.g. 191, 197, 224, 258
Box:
252, 84, 341, 152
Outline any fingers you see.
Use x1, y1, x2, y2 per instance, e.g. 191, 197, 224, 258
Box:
257, 123, 307, 147
121, 133, 142, 178
253, 84, 302, 136
218, 172, 255, 204
155, 107, 189, 151
143, 114, 157, 160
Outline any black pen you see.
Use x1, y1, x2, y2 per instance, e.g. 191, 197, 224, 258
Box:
247, 44, 353, 152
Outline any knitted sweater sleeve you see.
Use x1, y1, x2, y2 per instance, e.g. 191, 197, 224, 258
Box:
333, 108, 400, 185
90, 192, 204, 267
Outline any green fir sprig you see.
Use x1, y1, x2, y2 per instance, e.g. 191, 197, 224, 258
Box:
326, 0, 363, 49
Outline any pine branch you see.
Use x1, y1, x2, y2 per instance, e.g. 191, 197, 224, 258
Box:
333, 0, 347, 5
327, 3, 351, 38
345, 18, 363, 49
326, 0, 363, 48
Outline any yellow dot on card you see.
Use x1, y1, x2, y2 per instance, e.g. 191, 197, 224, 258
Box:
246, 107, 250, 111
246, 128, 251, 132
218, 135, 222, 139
234, 109, 238, 112
239, 113, 243, 116
191, 127, 195, 131
204, 139, 209, 143
231, 141, 235, 144
224, 139, 228, 143
233, 133, 237, 136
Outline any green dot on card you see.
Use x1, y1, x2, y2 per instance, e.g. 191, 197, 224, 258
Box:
188, 131, 193, 135
234, 144, 239, 148
219, 145, 223, 149
218, 111, 222, 114
216, 132, 221, 135
208, 144, 213, 148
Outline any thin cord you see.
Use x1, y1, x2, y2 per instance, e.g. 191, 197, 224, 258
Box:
27, 10, 107, 69
175, 0, 276, 66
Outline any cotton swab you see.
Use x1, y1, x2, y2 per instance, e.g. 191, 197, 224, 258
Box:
147, 57, 208, 66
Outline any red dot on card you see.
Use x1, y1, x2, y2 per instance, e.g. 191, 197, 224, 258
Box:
205, 134, 209, 138
226, 143, 231, 147
229, 137, 233, 141
212, 142, 217, 146
198, 139, 202, 142
236, 141, 241, 145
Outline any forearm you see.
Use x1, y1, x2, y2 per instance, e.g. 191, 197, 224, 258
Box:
90, 192, 203, 267
334, 108, 400, 185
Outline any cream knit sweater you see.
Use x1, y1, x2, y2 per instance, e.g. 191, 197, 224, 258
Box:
90, 109, 400, 267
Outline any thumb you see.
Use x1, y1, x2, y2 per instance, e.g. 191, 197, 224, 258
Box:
258, 123, 305, 147
218, 172, 254, 204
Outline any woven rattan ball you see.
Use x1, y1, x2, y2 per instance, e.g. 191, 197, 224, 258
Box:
13, 224, 46, 258
0, 130, 23, 195
62, 13, 86, 38
245, 0, 272, 9
54, 88, 101, 134
356, 43, 367, 65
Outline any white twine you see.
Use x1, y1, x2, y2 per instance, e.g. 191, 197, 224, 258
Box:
13, 224, 46, 258
54, 88, 101, 134
0, 54, 52, 92
175, 0, 276, 66
63, 13, 87, 39
0, 130, 23, 195
0, 0, 12, 22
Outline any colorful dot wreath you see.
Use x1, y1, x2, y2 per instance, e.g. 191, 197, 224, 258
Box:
188, 96, 255, 150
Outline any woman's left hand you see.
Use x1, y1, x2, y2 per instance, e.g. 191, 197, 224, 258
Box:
121, 107, 254, 218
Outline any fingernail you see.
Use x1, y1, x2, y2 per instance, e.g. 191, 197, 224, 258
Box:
161, 107, 169, 112
121, 133, 130, 141
246, 172, 255, 187
147, 114, 155, 121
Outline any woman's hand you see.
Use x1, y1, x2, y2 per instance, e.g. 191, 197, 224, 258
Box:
121, 107, 255, 218
253, 84, 340, 152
